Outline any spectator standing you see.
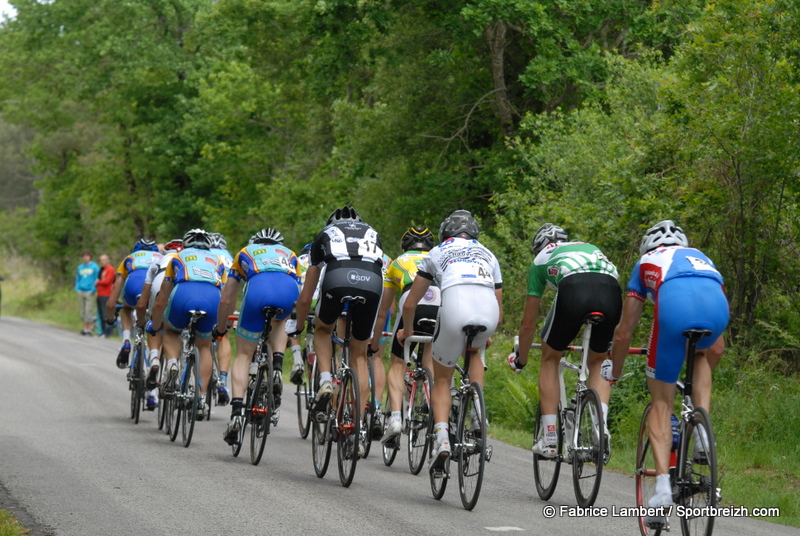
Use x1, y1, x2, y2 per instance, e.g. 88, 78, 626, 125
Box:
96, 254, 116, 337
75, 249, 99, 335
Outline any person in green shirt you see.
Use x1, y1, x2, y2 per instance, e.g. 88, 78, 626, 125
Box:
510, 223, 622, 457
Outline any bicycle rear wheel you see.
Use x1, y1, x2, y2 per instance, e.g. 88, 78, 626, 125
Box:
180, 352, 200, 448
635, 403, 662, 536
130, 344, 144, 424
573, 388, 604, 507
250, 364, 273, 465
407, 367, 432, 475
336, 368, 361, 487
361, 358, 376, 459
381, 390, 399, 466
312, 408, 333, 478
533, 402, 562, 500
457, 382, 487, 510
679, 407, 718, 536
296, 350, 314, 439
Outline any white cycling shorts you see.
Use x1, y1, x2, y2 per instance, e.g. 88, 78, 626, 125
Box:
432, 284, 498, 367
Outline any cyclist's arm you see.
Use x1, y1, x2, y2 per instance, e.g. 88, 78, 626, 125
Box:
294, 264, 321, 328
398, 275, 431, 343
105, 275, 124, 321
370, 286, 395, 350
494, 287, 503, 326
516, 295, 540, 365
216, 277, 240, 332
610, 296, 646, 377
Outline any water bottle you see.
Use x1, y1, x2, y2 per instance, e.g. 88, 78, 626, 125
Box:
670, 414, 680, 467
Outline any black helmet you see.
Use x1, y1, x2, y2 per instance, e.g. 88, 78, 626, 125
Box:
439, 210, 479, 240
250, 227, 285, 245
531, 223, 569, 255
326, 205, 362, 225
401, 226, 435, 252
132, 238, 158, 253
182, 228, 212, 250
640, 220, 688, 255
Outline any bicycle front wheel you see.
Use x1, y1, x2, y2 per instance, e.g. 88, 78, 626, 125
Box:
408, 367, 433, 475
250, 365, 273, 465
381, 389, 399, 466
361, 357, 376, 459
336, 368, 361, 487
157, 355, 167, 431
679, 407, 718, 536
180, 352, 200, 448
533, 402, 562, 500
635, 403, 662, 536
573, 388, 605, 507
428, 410, 448, 500
311, 409, 332, 478
130, 343, 144, 424
456, 382, 487, 510
296, 350, 314, 439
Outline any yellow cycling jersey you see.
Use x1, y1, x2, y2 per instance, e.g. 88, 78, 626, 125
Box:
383, 250, 429, 293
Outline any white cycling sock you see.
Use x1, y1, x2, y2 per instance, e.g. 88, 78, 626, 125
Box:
320, 372, 333, 385
648, 474, 673, 507
542, 414, 558, 444
391, 411, 402, 423
601, 402, 609, 431
434, 422, 449, 444
291, 344, 303, 365
122, 330, 131, 342
150, 349, 159, 361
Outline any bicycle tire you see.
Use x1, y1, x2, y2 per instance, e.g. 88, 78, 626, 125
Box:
250, 364, 273, 465
572, 387, 604, 507
407, 367, 433, 475
157, 354, 167, 431
428, 411, 448, 500
362, 357, 376, 459
312, 409, 333, 478
336, 368, 361, 487
635, 402, 662, 536
232, 377, 254, 458
381, 389, 399, 466
296, 349, 313, 439
180, 351, 200, 448
679, 407, 718, 536
130, 343, 143, 424
457, 382, 487, 510
533, 402, 562, 500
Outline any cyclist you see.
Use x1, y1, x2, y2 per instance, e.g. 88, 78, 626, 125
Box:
135, 238, 183, 409
214, 228, 301, 445
292, 205, 384, 456
398, 210, 502, 468
508, 223, 622, 458
604, 220, 728, 520
106, 239, 162, 369
373, 226, 439, 445
286, 242, 315, 385
148, 228, 226, 421
210, 232, 234, 405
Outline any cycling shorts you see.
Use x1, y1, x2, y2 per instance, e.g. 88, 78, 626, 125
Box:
391, 286, 441, 358
237, 272, 300, 342
164, 281, 221, 338
540, 272, 622, 353
432, 284, 498, 368
122, 269, 147, 308
318, 260, 383, 341
648, 276, 729, 383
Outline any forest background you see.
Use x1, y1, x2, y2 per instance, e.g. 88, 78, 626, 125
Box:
0, 0, 799, 525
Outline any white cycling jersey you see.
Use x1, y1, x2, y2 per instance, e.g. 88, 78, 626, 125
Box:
417, 237, 502, 292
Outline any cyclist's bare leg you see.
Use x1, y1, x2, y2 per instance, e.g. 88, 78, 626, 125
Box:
370, 352, 386, 407
588, 349, 612, 416
196, 337, 214, 399
387, 354, 405, 413
351, 338, 370, 409
217, 333, 232, 378
230, 336, 257, 399
314, 319, 334, 375
468, 350, 485, 388
162, 329, 181, 364
269, 317, 289, 370
539, 342, 563, 415
431, 360, 455, 426
120, 306, 134, 337
693, 335, 723, 414
646, 376, 678, 477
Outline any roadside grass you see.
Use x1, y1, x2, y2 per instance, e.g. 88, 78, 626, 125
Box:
0, 510, 27, 536
2, 258, 798, 528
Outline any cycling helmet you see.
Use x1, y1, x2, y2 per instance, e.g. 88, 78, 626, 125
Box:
210, 232, 227, 249
250, 227, 285, 245
439, 210, 480, 240
300, 242, 312, 254
640, 219, 688, 255
326, 205, 362, 225
164, 238, 183, 252
531, 223, 569, 255
401, 226, 435, 252
182, 228, 212, 250
132, 238, 158, 253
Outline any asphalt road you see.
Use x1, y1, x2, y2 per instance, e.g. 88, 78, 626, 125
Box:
0, 317, 797, 536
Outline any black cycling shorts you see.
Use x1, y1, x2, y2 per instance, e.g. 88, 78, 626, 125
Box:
318, 260, 383, 341
540, 272, 622, 353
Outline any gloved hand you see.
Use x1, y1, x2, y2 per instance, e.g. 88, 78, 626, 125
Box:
600, 358, 618, 385
507, 352, 525, 374
145, 320, 160, 336
284, 318, 301, 337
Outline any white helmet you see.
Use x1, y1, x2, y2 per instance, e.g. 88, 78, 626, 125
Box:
640, 220, 688, 255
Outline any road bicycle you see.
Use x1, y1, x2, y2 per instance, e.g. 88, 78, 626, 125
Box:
634, 329, 720, 536
227, 307, 281, 465
164, 310, 205, 448
521, 312, 608, 507
429, 324, 490, 511
311, 296, 362, 487
295, 314, 317, 439
128, 325, 150, 425
381, 319, 435, 475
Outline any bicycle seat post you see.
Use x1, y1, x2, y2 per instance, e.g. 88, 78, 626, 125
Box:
681, 329, 712, 404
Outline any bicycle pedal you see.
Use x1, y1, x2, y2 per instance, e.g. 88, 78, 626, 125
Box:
485, 445, 493, 463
